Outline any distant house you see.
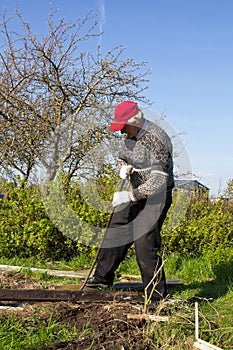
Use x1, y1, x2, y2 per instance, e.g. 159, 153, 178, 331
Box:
174, 180, 209, 200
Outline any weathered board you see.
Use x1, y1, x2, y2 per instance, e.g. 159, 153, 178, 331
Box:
0, 265, 182, 286
0, 289, 144, 302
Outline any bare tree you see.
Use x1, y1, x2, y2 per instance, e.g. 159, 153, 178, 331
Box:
224, 178, 233, 199
0, 7, 150, 184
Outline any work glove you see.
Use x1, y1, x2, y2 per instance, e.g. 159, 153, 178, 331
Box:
119, 165, 133, 179
112, 191, 130, 207
112, 191, 135, 207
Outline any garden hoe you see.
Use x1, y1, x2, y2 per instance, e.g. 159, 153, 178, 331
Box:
79, 178, 127, 291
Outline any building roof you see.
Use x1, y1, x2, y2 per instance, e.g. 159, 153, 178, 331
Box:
174, 180, 209, 191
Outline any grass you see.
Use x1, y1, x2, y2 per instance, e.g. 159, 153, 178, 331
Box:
117, 252, 233, 349
0, 251, 232, 349
0, 254, 93, 270
164, 253, 233, 349
0, 315, 79, 350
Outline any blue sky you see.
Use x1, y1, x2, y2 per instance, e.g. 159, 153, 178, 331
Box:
1, 0, 232, 196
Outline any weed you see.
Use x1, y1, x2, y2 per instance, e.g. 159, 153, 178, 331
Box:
0, 315, 78, 350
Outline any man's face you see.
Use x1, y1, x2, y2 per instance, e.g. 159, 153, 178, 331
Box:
120, 124, 140, 138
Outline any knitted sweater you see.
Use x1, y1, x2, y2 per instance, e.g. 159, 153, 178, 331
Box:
116, 120, 174, 201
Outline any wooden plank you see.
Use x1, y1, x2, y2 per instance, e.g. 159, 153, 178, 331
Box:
127, 314, 169, 322
0, 264, 88, 278
0, 289, 144, 302
0, 265, 182, 286
194, 302, 223, 350
194, 339, 223, 350
113, 279, 182, 290
56, 280, 181, 292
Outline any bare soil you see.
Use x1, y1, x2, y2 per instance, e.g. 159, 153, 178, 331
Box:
0, 272, 172, 349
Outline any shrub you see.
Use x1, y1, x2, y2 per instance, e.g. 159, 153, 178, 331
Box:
0, 167, 118, 260
0, 178, 232, 262
0, 183, 77, 260
162, 196, 233, 258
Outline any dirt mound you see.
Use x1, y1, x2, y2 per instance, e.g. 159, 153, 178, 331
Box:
0, 272, 172, 349
39, 302, 153, 350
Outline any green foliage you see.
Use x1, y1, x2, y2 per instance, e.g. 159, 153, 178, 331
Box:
1, 176, 233, 263
0, 315, 78, 349
0, 183, 76, 260
162, 195, 233, 263
0, 167, 119, 260
40, 168, 119, 251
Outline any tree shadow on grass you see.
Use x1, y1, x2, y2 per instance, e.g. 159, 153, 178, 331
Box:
173, 260, 233, 301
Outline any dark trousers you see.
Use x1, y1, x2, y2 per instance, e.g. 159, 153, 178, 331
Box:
94, 190, 172, 300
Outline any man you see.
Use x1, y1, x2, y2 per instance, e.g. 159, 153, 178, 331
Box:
86, 100, 174, 304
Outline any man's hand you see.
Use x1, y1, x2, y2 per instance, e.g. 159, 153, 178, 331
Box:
112, 191, 130, 207
119, 165, 133, 179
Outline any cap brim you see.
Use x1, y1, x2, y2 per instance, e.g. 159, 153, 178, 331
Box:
109, 122, 126, 131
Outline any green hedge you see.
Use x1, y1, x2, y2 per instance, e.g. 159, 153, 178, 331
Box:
162, 195, 233, 265
0, 184, 77, 260
0, 169, 117, 260
0, 179, 232, 262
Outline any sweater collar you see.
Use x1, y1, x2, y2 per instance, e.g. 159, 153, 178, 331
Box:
135, 119, 148, 140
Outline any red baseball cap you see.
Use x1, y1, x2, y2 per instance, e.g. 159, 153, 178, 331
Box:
109, 101, 139, 131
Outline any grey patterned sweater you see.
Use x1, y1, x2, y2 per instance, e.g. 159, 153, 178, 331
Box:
116, 120, 174, 201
